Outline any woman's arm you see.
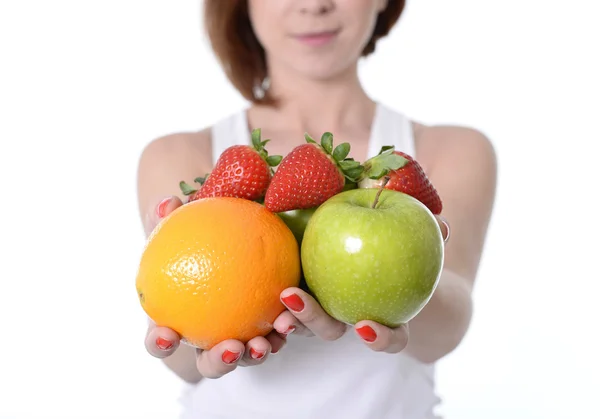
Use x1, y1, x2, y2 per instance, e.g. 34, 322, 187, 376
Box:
137, 130, 213, 235
403, 125, 498, 363
137, 130, 213, 383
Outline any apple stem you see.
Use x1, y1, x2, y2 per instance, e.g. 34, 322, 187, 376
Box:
371, 176, 391, 209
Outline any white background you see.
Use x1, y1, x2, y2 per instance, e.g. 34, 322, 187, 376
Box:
1, 1, 599, 418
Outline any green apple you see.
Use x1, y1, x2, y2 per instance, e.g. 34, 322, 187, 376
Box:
301, 188, 444, 327
276, 207, 317, 245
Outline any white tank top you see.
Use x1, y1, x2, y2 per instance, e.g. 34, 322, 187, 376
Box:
179, 103, 442, 419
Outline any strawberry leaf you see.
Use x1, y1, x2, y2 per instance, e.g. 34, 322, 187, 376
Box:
332, 143, 350, 161
194, 176, 207, 185
363, 153, 409, 180
339, 160, 361, 170
378, 145, 395, 155
320, 132, 334, 154
251, 128, 262, 149
266, 155, 282, 167
339, 159, 364, 182
179, 181, 197, 196
344, 166, 364, 181
304, 133, 318, 144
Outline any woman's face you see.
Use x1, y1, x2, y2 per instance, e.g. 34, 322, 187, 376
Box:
248, 0, 388, 80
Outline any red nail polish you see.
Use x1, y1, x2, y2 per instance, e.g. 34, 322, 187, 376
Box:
222, 350, 241, 364
356, 325, 377, 342
156, 336, 174, 350
156, 197, 172, 218
281, 325, 296, 336
249, 347, 265, 360
281, 294, 304, 312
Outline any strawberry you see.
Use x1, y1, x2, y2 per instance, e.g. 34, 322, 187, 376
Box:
179, 129, 282, 202
358, 146, 443, 214
264, 132, 364, 213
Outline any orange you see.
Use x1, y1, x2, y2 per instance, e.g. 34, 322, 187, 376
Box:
135, 197, 301, 350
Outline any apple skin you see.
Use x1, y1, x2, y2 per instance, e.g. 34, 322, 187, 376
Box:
276, 207, 318, 294
300, 188, 444, 328
276, 208, 317, 245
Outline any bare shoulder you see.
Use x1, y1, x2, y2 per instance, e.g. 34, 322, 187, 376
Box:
412, 122, 497, 178
139, 127, 212, 170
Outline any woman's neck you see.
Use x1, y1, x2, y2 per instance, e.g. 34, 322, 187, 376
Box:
254, 62, 376, 136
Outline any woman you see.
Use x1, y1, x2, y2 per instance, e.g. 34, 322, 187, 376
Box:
136, 1, 497, 417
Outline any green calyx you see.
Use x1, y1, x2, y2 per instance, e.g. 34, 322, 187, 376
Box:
179, 176, 207, 196
252, 128, 282, 169
360, 145, 409, 180
304, 132, 364, 183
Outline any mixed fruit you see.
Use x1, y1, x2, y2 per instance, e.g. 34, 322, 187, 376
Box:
139, 128, 447, 345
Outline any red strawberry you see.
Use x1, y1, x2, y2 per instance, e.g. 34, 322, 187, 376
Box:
179, 129, 282, 202
264, 132, 364, 213
358, 146, 443, 214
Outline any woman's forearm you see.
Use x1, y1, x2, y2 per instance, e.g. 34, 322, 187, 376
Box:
404, 269, 473, 364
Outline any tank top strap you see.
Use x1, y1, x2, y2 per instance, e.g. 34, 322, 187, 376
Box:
210, 109, 250, 165
368, 103, 417, 159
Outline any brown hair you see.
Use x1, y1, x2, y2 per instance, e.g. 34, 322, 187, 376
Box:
203, 0, 405, 105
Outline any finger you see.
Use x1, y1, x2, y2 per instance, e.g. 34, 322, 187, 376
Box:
265, 330, 287, 354
238, 336, 271, 367
280, 288, 347, 341
157, 196, 183, 218
195, 339, 246, 379
435, 215, 450, 244
145, 323, 181, 358
273, 309, 313, 338
354, 321, 409, 354
145, 196, 184, 235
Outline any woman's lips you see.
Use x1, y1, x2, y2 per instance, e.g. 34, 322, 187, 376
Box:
294, 30, 339, 46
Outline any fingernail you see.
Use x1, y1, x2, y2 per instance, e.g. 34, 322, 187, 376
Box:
156, 336, 174, 350
356, 325, 377, 343
281, 325, 296, 336
249, 348, 266, 360
156, 197, 172, 218
281, 294, 304, 312
222, 350, 241, 365
437, 215, 450, 243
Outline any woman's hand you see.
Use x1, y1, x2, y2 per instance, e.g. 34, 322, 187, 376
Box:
274, 287, 410, 353
274, 213, 450, 354
145, 319, 288, 378
142, 196, 287, 379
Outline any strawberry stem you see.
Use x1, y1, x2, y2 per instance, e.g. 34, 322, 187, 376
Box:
371, 176, 391, 209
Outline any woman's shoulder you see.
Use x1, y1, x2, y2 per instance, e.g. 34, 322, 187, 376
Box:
412, 121, 497, 175
139, 108, 247, 167
139, 127, 213, 171
142, 127, 212, 155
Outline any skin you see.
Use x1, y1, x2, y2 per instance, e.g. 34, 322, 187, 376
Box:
137, 0, 497, 383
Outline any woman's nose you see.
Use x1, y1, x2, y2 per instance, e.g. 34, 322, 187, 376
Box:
299, 0, 335, 16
